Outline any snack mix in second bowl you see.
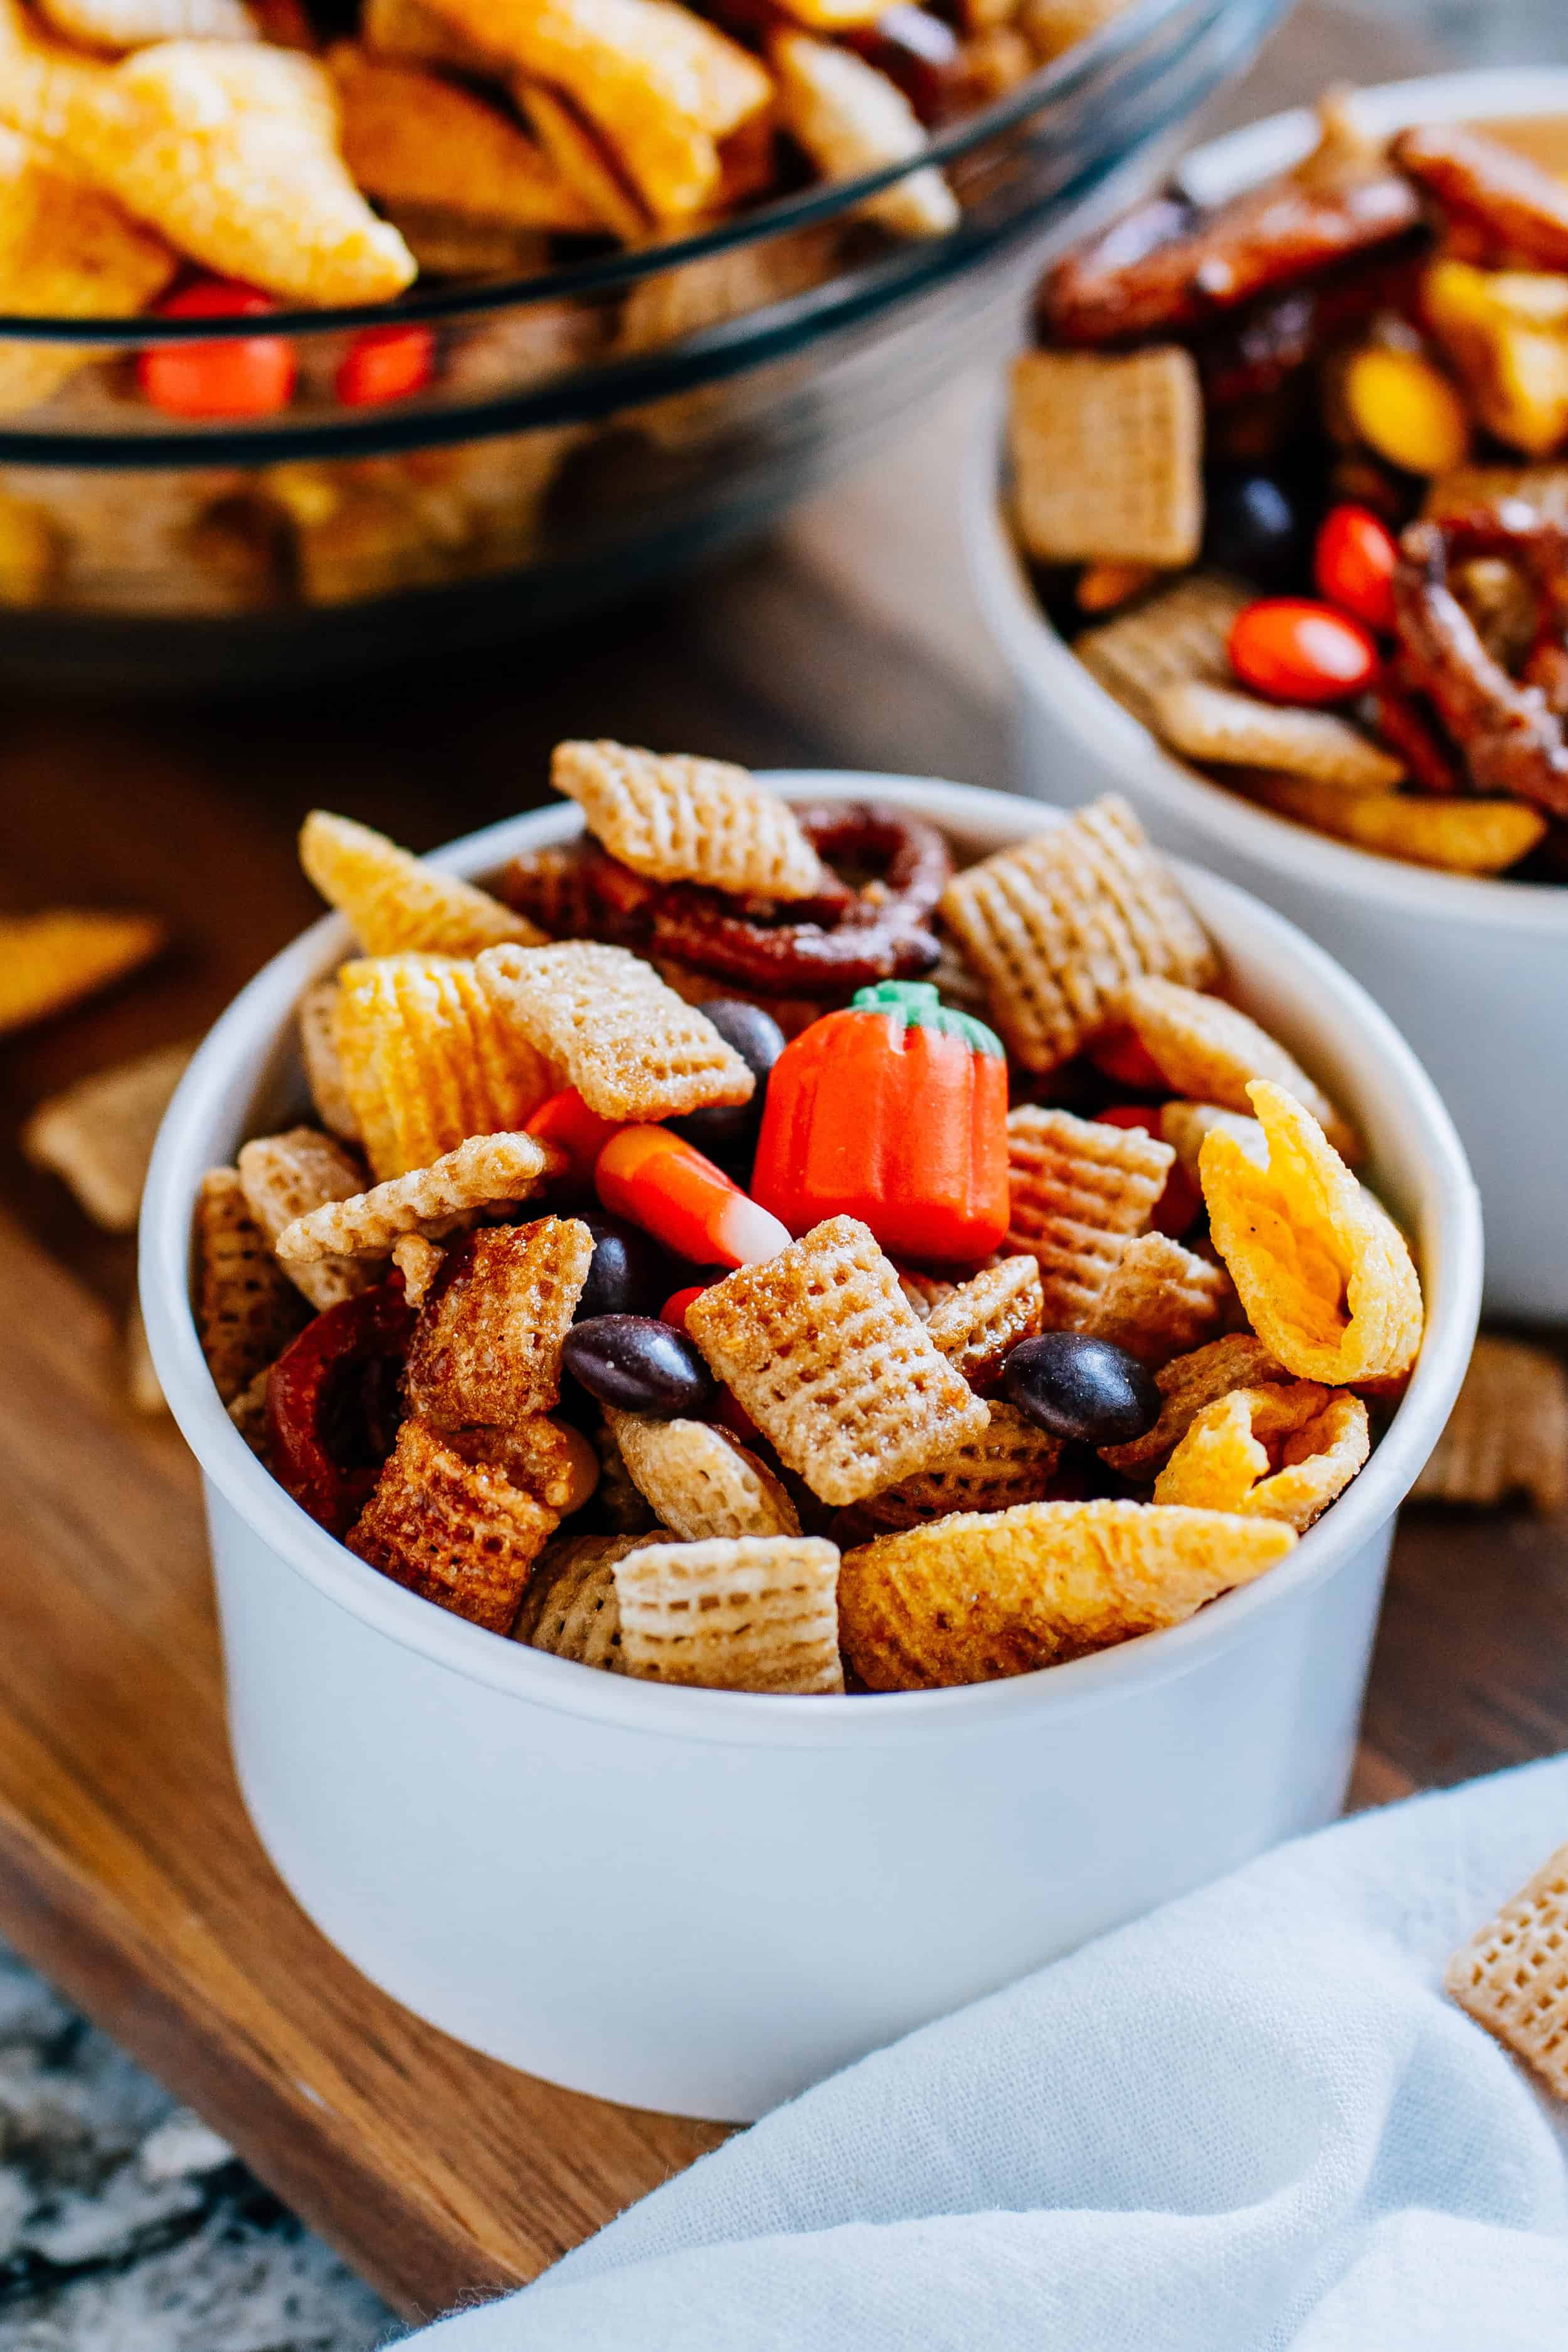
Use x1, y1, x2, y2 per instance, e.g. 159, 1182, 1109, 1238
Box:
191, 749, 1424, 1697
1009, 90, 1568, 881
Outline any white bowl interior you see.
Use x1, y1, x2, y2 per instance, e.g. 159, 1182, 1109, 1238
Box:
140, 775, 1481, 1747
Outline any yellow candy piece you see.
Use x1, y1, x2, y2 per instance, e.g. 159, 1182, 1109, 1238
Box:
1200, 1080, 1423, 1386
1343, 343, 1470, 478
1424, 257, 1568, 459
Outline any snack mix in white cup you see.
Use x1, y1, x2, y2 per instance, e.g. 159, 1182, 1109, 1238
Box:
140, 756, 1479, 2119
968, 70, 1568, 1321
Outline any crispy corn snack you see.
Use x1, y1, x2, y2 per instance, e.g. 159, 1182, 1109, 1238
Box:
516, 81, 648, 241
193, 1167, 309, 1402
475, 940, 755, 1122
225, 1364, 271, 1457
849, 1400, 1061, 1533
238, 1126, 378, 1311
362, 0, 509, 71
452, 1412, 600, 1513
1202, 1081, 1423, 1385
276, 1130, 557, 1262
1446, 1841, 1568, 2100
1412, 1334, 1568, 1513
924, 1254, 1045, 1392
838, 1499, 1295, 1689
1086, 1229, 1241, 1368
1099, 1332, 1288, 1478
513, 1529, 645, 1666
614, 1534, 844, 1692
1160, 1098, 1266, 1179
433, 0, 771, 222
0, 907, 163, 1035
938, 797, 1215, 1072
1118, 976, 1363, 1163
551, 739, 829, 900
687, 1216, 987, 1507
404, 1216, 594, 1428
1424, 257, 1568, 459
1154, 1382, 1369, 1530
1249, 774, 1547, 875
390, 1231, 444, 1306
347, 1417, 556, 1633
1004, 1104, 1174, 1327
298, 979, 360, 1142
334, 952, 558, 1179
0, 125, 174, 414
0, 19, 416, 304
607, 1409, 802, 1542
21, 1039, 191, 1232
37, 0, 257, 47
773, 31, 956, 239
125, 1298, 166, 1417
299, 811, 544, 960
1152, 679, 1404, 793
1074, 573, 1251, 734
330, 45, 597, 231
1009, 346, 1204, 568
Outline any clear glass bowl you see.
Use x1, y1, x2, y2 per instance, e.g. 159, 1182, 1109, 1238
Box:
0, 0, 1285, 686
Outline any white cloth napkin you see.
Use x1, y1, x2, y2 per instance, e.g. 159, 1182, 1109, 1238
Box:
413, 1754, 1568, 2351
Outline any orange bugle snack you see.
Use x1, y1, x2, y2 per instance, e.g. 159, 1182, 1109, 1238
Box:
595, 1125, 791, 1269
750, 980, 1010, 1263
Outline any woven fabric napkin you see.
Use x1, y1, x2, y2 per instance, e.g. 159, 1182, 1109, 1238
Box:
413, 1753, 1568, 2351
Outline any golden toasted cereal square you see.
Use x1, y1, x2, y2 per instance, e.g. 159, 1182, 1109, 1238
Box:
1446, 1843, 1568, 2101
1085, 1230, 1241, 1369
0, 908, 164, 1036
852, 1399, 1061, 1532
1009, 346, 1203, 568
238, 1126, 378, 1313
686, 1216, 988, 1507
514, 1530, 648, 1668
1202, 1081, 1422, 1385
551, 739, 827, 900
923, 1255, 1044, 1391
405, 1216, 595, 1428
276, 1130, 558, 1264
614, 1534, 844, 1692
347, 1418, 556, 1633
334, 952, 558, 1179
1004, 1104, 1173, 1328
606, 1408, 800, 1542
1073, 572, 1251, 734
1412, 1335, 1568, 1514
772, 30, 956, 238
938, 797, 1215, 1072
21, 1040, 191, 1233
450, 1412, 601, 1515
298, 979, 360, 1142
1153, 1382, 1369, 1530
390, 1232, 445, 1307
1151, 679, 1404, 792
1118, 977, 1363, 1162
193, 1168, 310, 1404
299, 810, 543, 958
476, 940, 755, 1121
838, 1498, 1295, 1689
1099, 1332, 1288, 1478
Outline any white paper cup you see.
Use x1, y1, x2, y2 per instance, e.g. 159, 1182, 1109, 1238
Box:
966, 67, 1568, 1325
140, 777, 1480, 2121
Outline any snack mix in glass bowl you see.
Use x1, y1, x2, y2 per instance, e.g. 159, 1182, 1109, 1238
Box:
193, 745, 1424, 1696
1006, 89, 1568, 881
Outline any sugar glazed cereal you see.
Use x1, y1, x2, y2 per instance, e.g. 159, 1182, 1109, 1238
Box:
0, 0, 1142, 616
1008, 90, 1568, 879
189, 755, 1425, 1695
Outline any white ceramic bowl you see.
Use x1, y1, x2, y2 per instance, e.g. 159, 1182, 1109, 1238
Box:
140, 776, 1480, 2122
967, 68, 1568, 1325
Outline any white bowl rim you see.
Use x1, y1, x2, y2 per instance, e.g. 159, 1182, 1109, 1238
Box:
140, 774, 1481, 1751
968, 63, 1568, 937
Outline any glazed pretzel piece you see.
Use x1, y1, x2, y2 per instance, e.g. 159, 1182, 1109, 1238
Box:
1393, 515, 1568, 816
1394, 123, 1568, 272
506, 805, 951, 995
